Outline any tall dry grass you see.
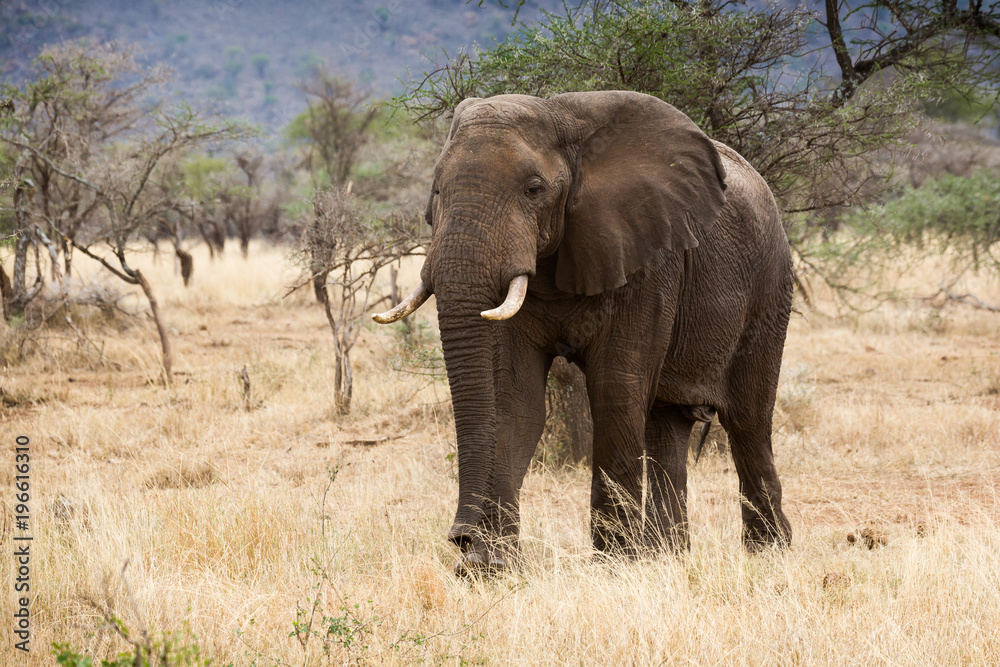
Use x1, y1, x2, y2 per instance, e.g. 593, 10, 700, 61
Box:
1, 242, 999, 665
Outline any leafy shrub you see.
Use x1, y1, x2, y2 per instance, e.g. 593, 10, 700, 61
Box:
855, 170, 1000, 270
53, 622, 210, 667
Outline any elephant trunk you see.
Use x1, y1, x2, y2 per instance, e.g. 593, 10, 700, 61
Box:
428, 198, 537, 549
435, 274, 500, 548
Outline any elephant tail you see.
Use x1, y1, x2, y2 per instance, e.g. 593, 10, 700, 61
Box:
694, 410, 717, 464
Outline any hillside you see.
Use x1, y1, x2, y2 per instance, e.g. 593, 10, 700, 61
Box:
0, 0, 562, 132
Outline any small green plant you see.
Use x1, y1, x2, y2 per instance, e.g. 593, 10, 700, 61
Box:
275, 462, 452, 664
391, 343, 446, 381
53, 645, 94, 667
52, 557, 211, 667
53, 621, 210, 667
292, 594, 380, 657
286, 463, 384, 661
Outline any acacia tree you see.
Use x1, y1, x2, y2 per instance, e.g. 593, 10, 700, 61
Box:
232, 148, 265, 257
0, 44, 164, 320
292, 68, 379, 187
175, 153, 253, 259
0, 148, 18, 321
299, 186, 422, 414
286, 69, 431, 413
288, 68, 387, 308
402, 0, 1000, 225
0, 43, 249, 380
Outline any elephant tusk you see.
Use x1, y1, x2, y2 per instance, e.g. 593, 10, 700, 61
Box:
481, 275, 529, 321
371, 281, 432, 324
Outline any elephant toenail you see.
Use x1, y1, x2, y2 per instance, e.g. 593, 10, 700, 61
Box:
453, 552, 486, 577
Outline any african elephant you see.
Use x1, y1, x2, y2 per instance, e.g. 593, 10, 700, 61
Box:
374, 91, 793, 574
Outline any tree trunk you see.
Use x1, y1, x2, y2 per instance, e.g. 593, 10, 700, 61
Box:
202, 230, 216, 260
0, 264, 12, 322
134, 268, 172, 383
176, 247, 194, 286
334, 347, 353, 415
319, 283, 353, 415
240, 198, 252, 258
62, 236, 73, 276
542, 357, 593, 465
9, 179, 34, 321
390, 265, 400, 306
389, 264, 412, 338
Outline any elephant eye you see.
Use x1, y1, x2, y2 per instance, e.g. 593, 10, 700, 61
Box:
524, 179, 545, 198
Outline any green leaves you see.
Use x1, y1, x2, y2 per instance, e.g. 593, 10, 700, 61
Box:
52, 619, 211, 667
855, 170, 1000, 269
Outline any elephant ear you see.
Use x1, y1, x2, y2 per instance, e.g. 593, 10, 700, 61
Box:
549, 91, 728, 296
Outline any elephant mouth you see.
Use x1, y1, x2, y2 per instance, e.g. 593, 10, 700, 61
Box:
480, 275, 528, 320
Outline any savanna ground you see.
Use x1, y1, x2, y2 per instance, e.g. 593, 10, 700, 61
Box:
2, 242, 999, 665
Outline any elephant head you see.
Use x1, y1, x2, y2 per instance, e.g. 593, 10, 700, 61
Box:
373, 91, 727, 550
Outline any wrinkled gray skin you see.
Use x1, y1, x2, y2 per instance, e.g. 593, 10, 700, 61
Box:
383, 91, 793, 573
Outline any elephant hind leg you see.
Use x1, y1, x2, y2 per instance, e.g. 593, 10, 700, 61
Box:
644, 403, 695, 552
718, 322, 792, 550
721, 414, 791, 550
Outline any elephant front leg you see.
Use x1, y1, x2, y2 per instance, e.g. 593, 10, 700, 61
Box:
644, 404, 695, 552
454, 346, 551, 576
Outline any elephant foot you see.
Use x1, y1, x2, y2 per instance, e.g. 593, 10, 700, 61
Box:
449, 517, 520, 577
453, 550, 510, 578
742, 515, 792, 552
592, 523, 647, 560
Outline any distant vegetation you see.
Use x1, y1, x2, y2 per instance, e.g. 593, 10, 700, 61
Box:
2, 0, 998, 371
2, 0, 999, 392
0, 41, 434, 392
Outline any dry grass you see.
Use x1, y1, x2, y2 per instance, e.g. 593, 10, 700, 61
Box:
2, 242, 999, 665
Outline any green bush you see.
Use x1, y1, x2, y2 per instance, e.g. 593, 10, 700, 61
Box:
856, 170, 1000, 268
52, 620, 211, 667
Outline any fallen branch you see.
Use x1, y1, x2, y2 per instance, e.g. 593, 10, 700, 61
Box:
922, 287, 1000, 313
343, 432, 408, 446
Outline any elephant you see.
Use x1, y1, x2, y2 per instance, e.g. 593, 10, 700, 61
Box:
373, 90, 793, 574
